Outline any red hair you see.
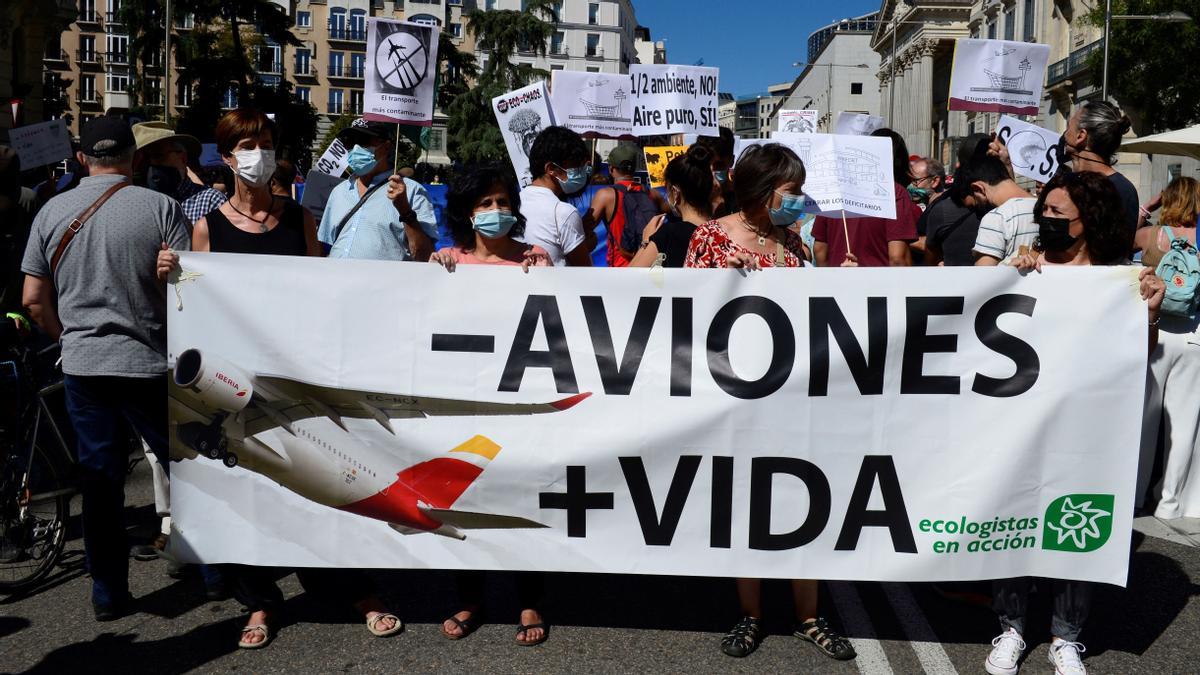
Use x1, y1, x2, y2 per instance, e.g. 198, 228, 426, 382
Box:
215, 109, 279, 155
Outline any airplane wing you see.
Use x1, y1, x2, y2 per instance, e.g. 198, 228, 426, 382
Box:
420, 507, 549, 530
243, 374, 590, 437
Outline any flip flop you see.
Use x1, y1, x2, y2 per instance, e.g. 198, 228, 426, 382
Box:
366, 612, 404, 637
441, 613, 482, 640
516, 622, 549, 647
238, 623, 272, 649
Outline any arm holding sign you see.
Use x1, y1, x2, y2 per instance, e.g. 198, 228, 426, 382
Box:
390, 176, 434, 262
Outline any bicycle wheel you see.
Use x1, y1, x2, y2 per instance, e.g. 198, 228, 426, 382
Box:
0, 440, 70, 594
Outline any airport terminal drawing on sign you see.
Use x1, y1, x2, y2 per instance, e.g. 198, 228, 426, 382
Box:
973, 47, 1034, 95
169, 348, 590, 540
795, 143, 890, 197
572, 77, 629, 123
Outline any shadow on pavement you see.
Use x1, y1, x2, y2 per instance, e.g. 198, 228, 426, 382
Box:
20, 622, 240, 675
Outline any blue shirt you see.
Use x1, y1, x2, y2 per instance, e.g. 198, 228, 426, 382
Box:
317, 174, 437, 260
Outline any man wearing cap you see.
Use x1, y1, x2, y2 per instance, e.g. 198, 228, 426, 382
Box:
586, 144, 667, 267
132, 121, 228, 225
20, 116, 190, 621
316, 118, 437, 261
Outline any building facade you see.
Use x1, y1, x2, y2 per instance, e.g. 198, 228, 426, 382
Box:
734, 84, 790, 139
480, 0, 639, 75
633, 24, 665, 65
771, 12, 882, 133
1, 0, 78, 133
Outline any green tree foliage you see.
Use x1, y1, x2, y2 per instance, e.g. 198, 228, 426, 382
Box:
1087, 0, 1200, 132
446, 0, 557, 165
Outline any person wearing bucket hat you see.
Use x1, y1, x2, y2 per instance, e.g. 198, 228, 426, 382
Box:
133, 121, 227, 225
315, 117, 437, 261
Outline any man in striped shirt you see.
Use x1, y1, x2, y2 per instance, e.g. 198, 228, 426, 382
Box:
953, 154, 1037, 265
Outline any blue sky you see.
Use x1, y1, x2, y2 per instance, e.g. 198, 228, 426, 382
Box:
633, 0, 882, 98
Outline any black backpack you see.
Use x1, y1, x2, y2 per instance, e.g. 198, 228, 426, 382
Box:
613, 183, 659, 258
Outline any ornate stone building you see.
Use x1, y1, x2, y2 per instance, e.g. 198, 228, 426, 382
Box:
0, 0, 78, 133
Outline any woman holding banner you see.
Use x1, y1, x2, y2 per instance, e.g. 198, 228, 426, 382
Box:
683, 143, 855, 662
630, 145, 717, 268
992, 171, 1165, 675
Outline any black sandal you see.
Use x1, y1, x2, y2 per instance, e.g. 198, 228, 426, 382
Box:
516, 622, 548, 646
441, 613, 482, 640
721, 615, 763, 657
795, 617, 856, 660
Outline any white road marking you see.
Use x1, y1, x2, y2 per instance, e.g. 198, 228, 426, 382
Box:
882, 582, 958, 675
828, 581, 892, 675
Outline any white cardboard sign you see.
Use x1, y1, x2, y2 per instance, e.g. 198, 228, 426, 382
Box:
493, 81, 556, 188
8, 119, 72, 169
778, 109, 818, 134
314, 138, 351, 177
833, 112, 886, 136
364, 18, 440, 126
550, 70, 634, 138
995, 115, 1062, 183
949, 38, 1051, 116
628, 64, 720, 137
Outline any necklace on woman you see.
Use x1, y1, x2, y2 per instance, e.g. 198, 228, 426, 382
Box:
740, 215, 770, 245
229, 195, 276, 233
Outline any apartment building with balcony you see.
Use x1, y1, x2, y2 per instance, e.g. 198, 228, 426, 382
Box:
480, 0, 639, 75
1, 0, 79, 131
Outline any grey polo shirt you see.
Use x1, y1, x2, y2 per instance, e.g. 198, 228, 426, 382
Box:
21, 174, 191, 378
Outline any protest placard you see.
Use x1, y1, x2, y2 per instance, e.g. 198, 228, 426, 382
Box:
643, 146, 688, 188
772, 132, 897, 219
364, 18, 440, 126
8, 119, 72, 169
551, 70, 634, 138
627, 64, 720, 137
833, 112, 885, 136
778, 109, 818, 134
949, 38, 1051, 115
170, 257, 1143, 587
299, 169, 346, 222
314, 138, 351, 177
994, 115, 1062, 183
493, 81, 556, 188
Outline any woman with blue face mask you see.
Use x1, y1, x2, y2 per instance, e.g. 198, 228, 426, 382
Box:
684, 143, 812, 270
430, 165, 550, 273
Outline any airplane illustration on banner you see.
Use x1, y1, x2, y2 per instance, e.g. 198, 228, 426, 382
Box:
169, 348, 590, 540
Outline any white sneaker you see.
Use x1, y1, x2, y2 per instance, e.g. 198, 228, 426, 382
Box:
1048, 638, 1087, 675
985, 628, 1026, 675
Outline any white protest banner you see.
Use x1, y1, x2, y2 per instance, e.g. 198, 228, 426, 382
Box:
778, 109, 818, 134
169, 256, 1144, 586
493, 81, 556, 188
950, 38, 1051, 115
995, 115, 1062, 183
750, 132, 897, 219
550, 70, 633, 138
364, 18, 440, 126
628, 64, 720, 137
833, 112, 886, 136
314, 138, 351, 177
8, 119, 72, 169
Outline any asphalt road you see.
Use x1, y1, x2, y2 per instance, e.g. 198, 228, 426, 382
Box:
3, 460, 1199, 674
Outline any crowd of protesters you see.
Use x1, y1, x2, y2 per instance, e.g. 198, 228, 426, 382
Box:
2, 98, 1192, 674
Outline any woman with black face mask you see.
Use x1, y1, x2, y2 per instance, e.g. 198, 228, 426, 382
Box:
987, 171, 1164, 675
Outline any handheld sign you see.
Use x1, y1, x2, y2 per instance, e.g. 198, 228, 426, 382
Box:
551, 70, 634, 139
8, 119, 72, 169
994, 115, 1063, 183
628, 64, 720, 137
643, 146, 688, 188
777, 109, 818, 134
775, 132, 897, 220
493, 81, 556, 188
315, 138, 351, 177
833, 112, 885, 136
364, 18, 440, 126
299, 169, 347, 223
949, 38, 1051, 115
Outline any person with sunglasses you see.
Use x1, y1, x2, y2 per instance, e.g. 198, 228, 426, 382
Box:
517, 126, 596, 266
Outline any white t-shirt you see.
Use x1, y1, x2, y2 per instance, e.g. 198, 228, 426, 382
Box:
518, 185, 586, 266
973, 197, 1038, 262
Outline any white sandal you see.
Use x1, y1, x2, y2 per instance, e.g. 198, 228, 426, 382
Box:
238, 623, 272, 649
366, 612, 403, 637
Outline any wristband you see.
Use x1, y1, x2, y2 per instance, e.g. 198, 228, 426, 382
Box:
1139, 205, 1152, 218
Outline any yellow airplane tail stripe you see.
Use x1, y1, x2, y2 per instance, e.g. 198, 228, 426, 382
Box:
449, 435, 501, 461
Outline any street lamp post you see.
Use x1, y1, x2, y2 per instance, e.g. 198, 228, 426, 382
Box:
1102, 7, 1192, 100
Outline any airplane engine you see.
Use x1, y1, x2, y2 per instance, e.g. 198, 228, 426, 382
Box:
173, 348, 254, 413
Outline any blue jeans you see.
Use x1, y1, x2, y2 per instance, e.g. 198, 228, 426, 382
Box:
63, 374, 168, 608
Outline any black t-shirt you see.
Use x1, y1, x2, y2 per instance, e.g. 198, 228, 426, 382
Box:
1106, 171, 1140, 233
206, 198, 308, 256
648, 214, 698, 268
921, 195, 981, 267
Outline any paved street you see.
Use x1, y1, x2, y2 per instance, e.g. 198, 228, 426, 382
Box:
3, 460, 1200, 674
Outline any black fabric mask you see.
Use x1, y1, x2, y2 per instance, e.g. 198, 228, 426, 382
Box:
146, 165, 183, 196
1036, 213, 1078, 252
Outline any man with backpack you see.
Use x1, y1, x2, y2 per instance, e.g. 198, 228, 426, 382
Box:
587, 145, 667, 267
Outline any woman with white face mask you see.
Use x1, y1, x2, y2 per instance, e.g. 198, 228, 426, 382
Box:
190, 109, 321, 256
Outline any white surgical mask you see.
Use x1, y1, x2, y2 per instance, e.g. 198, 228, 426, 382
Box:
231, 148, 276, 187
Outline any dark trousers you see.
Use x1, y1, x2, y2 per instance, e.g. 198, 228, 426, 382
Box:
63, 374, 168, 608
455, 571, 544, 611
225, 565, 376, 614
993, 577, 1093, 642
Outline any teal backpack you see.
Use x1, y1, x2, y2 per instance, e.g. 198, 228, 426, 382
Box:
1155, 227, 1200, 319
